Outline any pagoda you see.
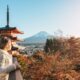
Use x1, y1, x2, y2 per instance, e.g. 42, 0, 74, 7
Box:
0, 5, 23, 40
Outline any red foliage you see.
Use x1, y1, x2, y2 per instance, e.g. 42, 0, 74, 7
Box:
17, 37, 80, 80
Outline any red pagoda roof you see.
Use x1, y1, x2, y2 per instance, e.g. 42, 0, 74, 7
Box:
0, 26, 23, 34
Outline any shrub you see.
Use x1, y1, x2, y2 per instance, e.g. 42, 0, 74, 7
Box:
17, 37, 80, 80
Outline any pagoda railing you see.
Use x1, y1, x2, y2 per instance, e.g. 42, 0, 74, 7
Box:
8, 57, 23, 80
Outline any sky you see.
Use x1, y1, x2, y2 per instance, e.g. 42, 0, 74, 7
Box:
0, 0, 80, 38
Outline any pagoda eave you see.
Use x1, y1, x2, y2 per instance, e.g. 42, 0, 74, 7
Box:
0, 27, 23, 34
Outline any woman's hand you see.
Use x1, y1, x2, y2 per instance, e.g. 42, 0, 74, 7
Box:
12, 51, 20, 57
14, 61, 21, 70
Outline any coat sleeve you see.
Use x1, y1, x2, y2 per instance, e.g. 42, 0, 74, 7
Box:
0, 52, 17, 73
0, 64, 17, 73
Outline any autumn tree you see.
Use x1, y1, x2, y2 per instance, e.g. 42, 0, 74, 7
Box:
44, 37, 67, 53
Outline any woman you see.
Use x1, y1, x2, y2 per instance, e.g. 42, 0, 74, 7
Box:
0, 36, 20, 80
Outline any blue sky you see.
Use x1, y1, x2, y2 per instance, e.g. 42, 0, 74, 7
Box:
0, 0, 80, 38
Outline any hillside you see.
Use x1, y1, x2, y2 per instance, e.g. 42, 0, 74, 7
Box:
19, 31, 53, 45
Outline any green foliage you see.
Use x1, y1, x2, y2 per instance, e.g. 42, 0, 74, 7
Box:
44, 38, 66, 53
44, 39, 53, 53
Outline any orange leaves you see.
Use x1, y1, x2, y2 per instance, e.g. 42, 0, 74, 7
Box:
15, 37, 80, 80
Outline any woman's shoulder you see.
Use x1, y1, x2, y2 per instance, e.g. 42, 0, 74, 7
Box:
0, 49, 4, 63
0, 49, 8, 58
0, 49, 12, 59
0, 49, 4, 55
0, 49, 6, 54
0, 49, 9, 55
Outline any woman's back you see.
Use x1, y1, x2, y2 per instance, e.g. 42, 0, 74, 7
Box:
0, 49, 12, 80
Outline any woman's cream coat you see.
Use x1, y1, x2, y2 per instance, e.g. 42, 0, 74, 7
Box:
0, 49, 16, 80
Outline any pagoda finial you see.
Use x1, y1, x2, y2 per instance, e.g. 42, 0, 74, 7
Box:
6, 5, 9, 27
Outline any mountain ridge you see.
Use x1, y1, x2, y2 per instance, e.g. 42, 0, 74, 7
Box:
19, 31, 53, 44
